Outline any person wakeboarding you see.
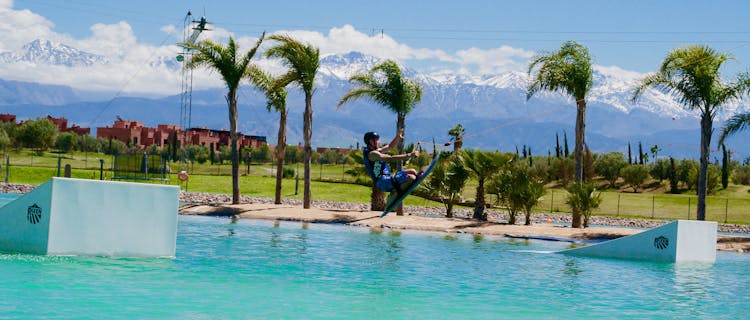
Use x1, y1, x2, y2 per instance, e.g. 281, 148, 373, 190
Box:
363, 129, 422, 206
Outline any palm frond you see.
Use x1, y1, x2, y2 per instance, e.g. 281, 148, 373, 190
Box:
526, 41, 592, 101
719, 112, 750, 146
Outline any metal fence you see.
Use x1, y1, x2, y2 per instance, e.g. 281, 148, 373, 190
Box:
112, 153, 169, 181
541, 189, 750, 224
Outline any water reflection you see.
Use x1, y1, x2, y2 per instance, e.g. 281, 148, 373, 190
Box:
295, 230, 308, 254
669, 262, 716, 313
366, 230, 403, 269
563, 258, 583, 276
472, 234, 483, 243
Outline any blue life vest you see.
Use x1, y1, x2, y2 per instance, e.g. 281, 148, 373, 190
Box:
363, 147, 394, 192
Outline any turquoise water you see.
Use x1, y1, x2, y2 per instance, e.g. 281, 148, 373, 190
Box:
0, 192, 20, 207
0, 216, 748, 319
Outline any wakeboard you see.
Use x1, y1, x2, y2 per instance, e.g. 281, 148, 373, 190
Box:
381, 155, 441, 217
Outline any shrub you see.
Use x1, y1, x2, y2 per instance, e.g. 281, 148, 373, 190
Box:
282, 167, 296, 179
620, 164, 650, 192
733, 165, 750, 185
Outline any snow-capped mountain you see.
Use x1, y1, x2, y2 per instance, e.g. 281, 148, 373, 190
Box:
0, 39, 107, 67
1, 43, 749, 160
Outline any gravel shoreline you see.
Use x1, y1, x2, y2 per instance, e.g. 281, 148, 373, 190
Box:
3, 183, 749, 234
177, 190, 750, 235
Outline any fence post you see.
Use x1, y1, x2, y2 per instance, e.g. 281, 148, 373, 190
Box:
4, 154, 8, 183
617, 193, 621, 216
651, 195, 655, 218
57, 153, 62, 177
549, 189, 554, 213
99, 159, 105, 180
687, 197, 691, 220
725, 198, 729, 224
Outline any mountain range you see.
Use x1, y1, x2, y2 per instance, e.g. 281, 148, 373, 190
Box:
1, 40, 749, 161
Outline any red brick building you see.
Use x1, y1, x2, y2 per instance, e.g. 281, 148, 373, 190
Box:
96, 119, 267, 151
0, 114, 16, 123
0, 114, 90, 135
97, 120, 147, 146
46, 115, 90, 135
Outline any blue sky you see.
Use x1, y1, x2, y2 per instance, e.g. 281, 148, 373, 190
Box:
4, 0, 750, 95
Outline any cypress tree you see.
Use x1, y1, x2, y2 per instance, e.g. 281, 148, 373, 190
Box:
528, 148, 533, 166
171, 131, 178, 161
627, 142, 632, 164
555, 132, 561, 158
638, 141, 644, 165
584, 146, 594, 182
721, 144, 729, 189
669, 157, 679, 193
563, 130, 569, 157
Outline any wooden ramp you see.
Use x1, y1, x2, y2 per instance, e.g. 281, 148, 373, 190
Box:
560, 220, 717, 262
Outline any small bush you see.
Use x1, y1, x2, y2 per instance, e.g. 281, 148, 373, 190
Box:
282, 167, 296, 179
733, 165, 750, 185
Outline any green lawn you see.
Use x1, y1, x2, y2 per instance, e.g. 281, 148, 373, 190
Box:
2, 150, 749, 224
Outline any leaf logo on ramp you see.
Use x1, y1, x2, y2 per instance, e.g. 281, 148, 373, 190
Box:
27, 204, 42, 224
653, 236, 669, 250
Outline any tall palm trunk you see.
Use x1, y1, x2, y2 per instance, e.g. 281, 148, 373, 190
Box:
371, 186, 385, 211
697, 112, 712, 220
303, 92, 313, 209
227, 91, 240, 205
396, 113, 406, 215
274, 109, 287, 205
574, 99, 586, 182
571, 99, 587, 227
472, 178, 486, 220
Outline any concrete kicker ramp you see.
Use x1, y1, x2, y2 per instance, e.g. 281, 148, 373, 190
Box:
560, 220, 717, 263
0, 177, 179, 257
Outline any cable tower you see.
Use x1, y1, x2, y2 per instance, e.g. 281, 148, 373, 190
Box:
176, 11, 209, 173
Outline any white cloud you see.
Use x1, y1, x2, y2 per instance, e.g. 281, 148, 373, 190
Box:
455, 46, 535, 74
594, 65, 646, 82
0, 5, 647, 97
269, 25, 452, 63
0, 1, 56, 51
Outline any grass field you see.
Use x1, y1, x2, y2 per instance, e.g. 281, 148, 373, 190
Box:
2, 149, 749, 224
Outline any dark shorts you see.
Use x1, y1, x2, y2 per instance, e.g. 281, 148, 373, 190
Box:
376, 171, 410, 192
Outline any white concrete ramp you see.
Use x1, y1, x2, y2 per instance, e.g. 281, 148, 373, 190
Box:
0, 178, 179, 257
561, 220, 717, 262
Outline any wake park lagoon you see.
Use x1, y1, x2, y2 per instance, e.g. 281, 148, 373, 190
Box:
1, 215, 748, 319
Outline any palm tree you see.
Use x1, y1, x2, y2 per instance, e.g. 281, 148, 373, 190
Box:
719, 113, 750, 146
566, 182, 602, 228
424, 153, 470, 218
183, 34, 265, 204
462, 149, 508, 221
527, 40, 593, 228
247, 66, 288, 205
265, 34, 320, 209
527, 41, 593, 183
338, 59, 423, 213
633, 45, 750, 220
448, 124, 465, 152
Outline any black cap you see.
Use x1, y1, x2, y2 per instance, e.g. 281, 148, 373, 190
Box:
364, 131, 379, 144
